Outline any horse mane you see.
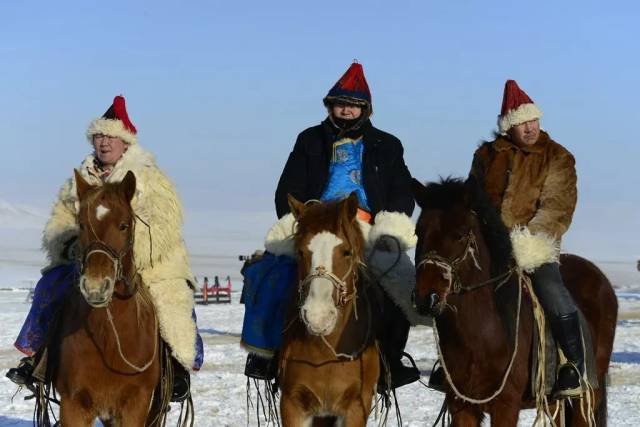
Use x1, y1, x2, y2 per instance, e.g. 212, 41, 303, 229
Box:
293, 199, 365, 264
421, 176, 513, 276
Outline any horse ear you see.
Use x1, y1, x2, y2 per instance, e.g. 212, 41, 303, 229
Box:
411, 178, 428, 208
287, 194, 305, 220
120, 171, 137, 203
341, 192, 359, 221
74, 169, 92, 201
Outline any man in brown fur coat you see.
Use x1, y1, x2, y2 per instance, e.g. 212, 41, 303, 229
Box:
465, 80, 583, 396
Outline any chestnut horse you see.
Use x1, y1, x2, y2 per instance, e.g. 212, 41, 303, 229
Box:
412, 178, 617, 427
47, 170, 166, 426
278, 193, 380, 427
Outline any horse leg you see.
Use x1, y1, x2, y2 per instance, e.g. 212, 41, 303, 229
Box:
565, 387, 604, 427
450, 403, 483, 427
59, 398, 95, 427
338, 398, 368, 427
120, 389, 155, 427
281, 394, 313, 427
487, 401, 519, 427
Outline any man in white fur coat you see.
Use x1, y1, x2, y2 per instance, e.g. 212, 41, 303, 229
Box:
244, 62, 421, 390
7, 96, 201, 402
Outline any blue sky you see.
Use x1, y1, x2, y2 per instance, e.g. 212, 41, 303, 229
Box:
0, 1, 638, 260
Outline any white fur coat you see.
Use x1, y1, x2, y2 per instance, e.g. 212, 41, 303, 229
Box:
42, 144, 197, 370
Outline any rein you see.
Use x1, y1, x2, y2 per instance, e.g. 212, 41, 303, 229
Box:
78, 197, 157, 373
416, 229, 526, 404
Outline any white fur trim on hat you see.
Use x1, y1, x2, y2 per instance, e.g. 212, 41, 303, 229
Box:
498, 103, 543, 135
86, 118, 137, 145
369, 211, 417, 252
510, 226, 560, 273
264, 213, 297, 256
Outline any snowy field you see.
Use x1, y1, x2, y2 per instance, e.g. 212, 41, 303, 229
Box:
0, 203, 639, 425
0, 262, 638, 426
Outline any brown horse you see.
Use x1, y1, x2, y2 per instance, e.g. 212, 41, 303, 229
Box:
411, 178, 617, 427
49, 170, 165, 426
278, 193, 380, 427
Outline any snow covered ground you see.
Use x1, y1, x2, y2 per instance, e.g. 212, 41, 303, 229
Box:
0, 200, 638, 425
0, 263, 638, 426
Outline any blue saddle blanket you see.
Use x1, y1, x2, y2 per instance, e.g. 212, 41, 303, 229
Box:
241, 252, 297, 355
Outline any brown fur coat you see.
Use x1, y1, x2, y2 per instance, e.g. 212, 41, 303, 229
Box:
470, 130, 577, 240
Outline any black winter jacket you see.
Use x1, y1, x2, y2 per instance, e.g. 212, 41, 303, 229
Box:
275, 119, 414, 218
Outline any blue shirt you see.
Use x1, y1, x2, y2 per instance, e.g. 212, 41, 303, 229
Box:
320, 137, 370, 211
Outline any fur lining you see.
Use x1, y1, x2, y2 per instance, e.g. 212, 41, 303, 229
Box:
264, 213, 373, 256
369, 211, 417, 251
264, 213, 297, 256
498, 103, 543, 134
42, 143, 197, 369
510, 226, 560, 273
86, 118, 137, 145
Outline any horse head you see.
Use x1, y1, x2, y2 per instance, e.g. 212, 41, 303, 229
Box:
74, 169, 137, 308
288, 192, 364, 336
411, 177, 511, 317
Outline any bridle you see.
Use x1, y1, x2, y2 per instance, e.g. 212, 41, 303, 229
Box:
298, 262, 359, 308
78, 197, 138, 301
78, 198, 157, 373
416, 230, 515, 295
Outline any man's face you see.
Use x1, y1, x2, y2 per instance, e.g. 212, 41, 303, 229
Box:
331, 103, 362, 120
509, 119, 541, 147
92, 135, 127, 165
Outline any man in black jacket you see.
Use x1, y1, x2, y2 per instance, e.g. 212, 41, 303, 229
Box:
246, 62, 420, 390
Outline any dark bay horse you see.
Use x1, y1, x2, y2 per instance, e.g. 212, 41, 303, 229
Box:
411, 178, 617, 427
278, 193, 380, 426
49, 170, 165, 426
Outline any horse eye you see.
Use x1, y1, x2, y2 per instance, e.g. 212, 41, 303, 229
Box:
343, 250, 352, 257
78, 223, 85, 231
119, 223, 129, 231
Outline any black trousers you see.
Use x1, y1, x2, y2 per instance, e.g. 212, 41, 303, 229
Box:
532, 262, 577, 317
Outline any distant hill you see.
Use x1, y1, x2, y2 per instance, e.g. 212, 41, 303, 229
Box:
0, 199, 46, 230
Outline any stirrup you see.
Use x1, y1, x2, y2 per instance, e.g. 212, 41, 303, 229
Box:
427, 360, 446, 392
554, 363, 584, 398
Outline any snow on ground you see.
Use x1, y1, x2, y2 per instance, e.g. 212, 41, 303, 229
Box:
0, 284, 638, 426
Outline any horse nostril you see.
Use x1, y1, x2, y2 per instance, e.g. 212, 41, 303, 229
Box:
429, 292, 440, 310
101, 278, 113, 294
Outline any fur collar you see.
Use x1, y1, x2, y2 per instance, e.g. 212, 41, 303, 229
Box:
492, 130, 551, 154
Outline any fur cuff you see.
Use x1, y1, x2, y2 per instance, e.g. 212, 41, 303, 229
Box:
264, 213, 297, 256
498, 103, 543, 135
510, 226, 560, 273
147, 278, 197, 370
369, 211, 417, 251
264, 213, 374, 256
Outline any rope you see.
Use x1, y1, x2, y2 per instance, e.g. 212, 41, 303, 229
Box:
432, 271, 527, 404
106, 305, 158, 373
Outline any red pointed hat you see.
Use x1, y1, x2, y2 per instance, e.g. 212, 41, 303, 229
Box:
323, 62, 372, 107
497, 80, 542, 134
86, 95, 138, 145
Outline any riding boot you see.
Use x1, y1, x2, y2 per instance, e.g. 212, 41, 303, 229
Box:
6, 356, 36, 390
377, 295, 420, 390
427, 363, 446, 392
244, 352, 277, 381
550, 311, 585, 397
171, 359, 191, 403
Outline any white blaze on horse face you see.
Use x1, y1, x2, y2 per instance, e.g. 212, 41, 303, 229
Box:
96, 204, 110, 221
301, 231, 342, 336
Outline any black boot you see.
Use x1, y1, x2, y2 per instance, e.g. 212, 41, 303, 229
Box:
550, 312, 585, 397
427, 363, 446, 392
378, 295, 420, 390
171, 360, 191, 403
244, 352, 277, 381
6, 356, 36, 391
